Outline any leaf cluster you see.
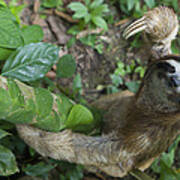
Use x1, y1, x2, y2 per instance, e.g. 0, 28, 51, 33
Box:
68, 0, 109, 30
0, 2, 100, 177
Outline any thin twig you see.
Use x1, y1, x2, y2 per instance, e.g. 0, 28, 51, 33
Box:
76, 28, 103, 39
115, 18, 129, 26
54, 9, 78, 23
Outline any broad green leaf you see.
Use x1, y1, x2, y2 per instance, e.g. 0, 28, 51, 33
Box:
144, 0, 155, 8
65, 104, 94, 132
65, 164, 84, 180
90, 0, 104, 9
21, 25, 44, 44
2, 43, 59, 82
0, 6, 16, 21
73, 74, 82, 94
125, 81, 140, 93
68, 2, 88, 18
23, 161, 54, 177
57, 54, 76, 78
7, 79, 25, 106
91, 4, 109, 16
35, 111, 61, 132
73, 74, 82, 95
56, 93, 74, 129
6, 108, 35, 124
84, 0, 91, 6
0, 0, 6, 7
42, 0, 62, 8
56, 93, 74, 116
35, 88, 53, 118
84, 13, 91, 24
0, 145, 19, 176
0, 129, 9, 139
127, 0, 135, 11
0, 88, 12, 119
0, 47, 14, 60
151, 158, 161, 173
159, 160, 178, 180
92, 16, 108, 30
0, 18, 23, 48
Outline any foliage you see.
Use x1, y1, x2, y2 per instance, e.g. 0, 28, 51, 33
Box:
68, 0, 109, 31
57, 54, 76, 78
0, 2, 99, 177
151, 135, 180, 180
2, 43, 59, 82
108, 59, 145, 94
0, 0, 180, 179
41, 0, 63, 8
0, 5, 43, 61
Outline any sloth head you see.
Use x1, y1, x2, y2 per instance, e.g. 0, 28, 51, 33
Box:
136, 55, 180, 113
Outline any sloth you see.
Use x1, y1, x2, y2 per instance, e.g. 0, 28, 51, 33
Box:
16, 6, 180, 177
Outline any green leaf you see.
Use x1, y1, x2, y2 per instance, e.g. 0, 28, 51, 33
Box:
7, 79, 25, 106
35, 88, 53, 118
84, 13, 91, 24
0, 88, 12, 119
0, 18, 23, 48
0, 47, 14, 60
6, 108, 35, 124
65, 164, 84, 180
0, 6, 16, 21
111, 74, 123, 86
57, 54, 76, 78
144, 0, 155, 8
73, 74, 82, 95
35, 110, 61, 132
90, 0, 104, 9
21, 25, 44, 44
0, 129, 9, 139
42, 0, 63, 8
56, 93, 74, 129
56, 93, 74, 117
65, 104, 94, 132
92, 16, 108, 30
68, 2, 88, 19
2, 42, 59, 82
0, 145, 19, 176
91, 4, 109, 16
125, 81, 140, 93
127, 0, 135, 11
0, 0, 7, 7
84, 0, 91, 6
159, 160, 178, 180
23, 161, 54, 177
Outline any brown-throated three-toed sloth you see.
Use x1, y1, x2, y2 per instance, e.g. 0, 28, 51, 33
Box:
16, 6, 180, 177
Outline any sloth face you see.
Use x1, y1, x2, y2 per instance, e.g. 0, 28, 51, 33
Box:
145, 58, 180, 94
166, 60, 180, 92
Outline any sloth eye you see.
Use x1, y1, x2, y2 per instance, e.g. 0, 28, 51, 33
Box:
157, 62, 175, 73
